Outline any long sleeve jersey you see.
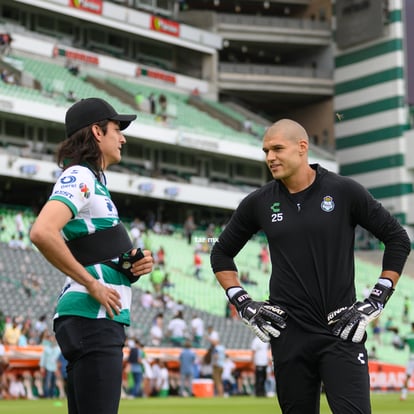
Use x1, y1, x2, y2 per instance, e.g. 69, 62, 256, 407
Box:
211, 164, 411, 334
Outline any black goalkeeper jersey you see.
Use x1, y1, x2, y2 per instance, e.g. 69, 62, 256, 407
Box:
211, 164, 410, 334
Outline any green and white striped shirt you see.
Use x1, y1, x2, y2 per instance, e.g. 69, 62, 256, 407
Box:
50, 165, 131, 325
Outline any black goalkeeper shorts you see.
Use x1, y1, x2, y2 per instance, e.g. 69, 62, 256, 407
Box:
270, 318, 371, 414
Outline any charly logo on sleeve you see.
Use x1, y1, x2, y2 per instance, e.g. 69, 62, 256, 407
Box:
321, 196, 335, 212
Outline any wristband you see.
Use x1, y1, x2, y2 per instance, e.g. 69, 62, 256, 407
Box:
377, 277, 393, 288
226, 286, 244, 300
225, 287, 251, 310
369, 282, 394, 306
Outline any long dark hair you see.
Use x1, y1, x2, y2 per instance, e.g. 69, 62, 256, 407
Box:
56, 120, 109, 178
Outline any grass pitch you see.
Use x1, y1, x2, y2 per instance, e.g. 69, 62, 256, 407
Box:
0, 393, 413, 413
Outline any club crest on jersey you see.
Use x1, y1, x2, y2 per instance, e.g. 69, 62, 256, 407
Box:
321, 195, 335, 212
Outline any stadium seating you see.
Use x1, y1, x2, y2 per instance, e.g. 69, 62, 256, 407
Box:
0, 204, 413, 363
107, 76, 260, 144
4, 52, 268, 147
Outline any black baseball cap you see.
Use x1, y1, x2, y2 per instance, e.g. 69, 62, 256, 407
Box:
65, 97, 137, 137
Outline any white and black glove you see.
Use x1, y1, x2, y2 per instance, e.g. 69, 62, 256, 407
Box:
329, 279, 394, 343
226, 287, 287, 342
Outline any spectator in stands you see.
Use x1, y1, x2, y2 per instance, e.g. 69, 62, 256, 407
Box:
0, 69, 16, 85
251, 335, 270, 397
258, 243, 270, 273
0, 311, 5, 338
7, 373, 26, 399
127, 338, 144, 398
403, 296, 411, 324
0, 69, 7, 83
162, 293, 177, 312
157, 94, 168, 121
193, 250, 203, 280
384, 316, 397, 332
391, 327, 405, 350
0, 337, 8, 397
0, 32, 13, 56
22, 370, 36, 400
0, 215, 6, 236
243, 119, 253, 134
150, 313, 164, 347
401, 322, 414, 400
57, 352, 68, 397
130, 218, 144, 249
33, 314, 48, 344
154, 359, 169, 397
371, 318, 382, 345
150, 266, 165, 295
14, 211, 25, 239
8, 235, 26, 250
200, 345, 213, 379
167, 311, 187, 347
240, 271, 257, 286
156, 246, 166, 267
148, 93, 156, 114
140, 290, 154, 309
368, 346, 378, 360
17, 319, 31, 346
65, 59, 79, 76
65, 90, 77, 102
39, 332, 61, 398
179, 340, 196, 397
222, 353, 237, 396
135, 92, 145, 111
191, 87, 201, 99
211, 337, 226, 397
206, 325, 219, 347
190, 313, 204, 348
3, 318, 21, 346
141, 350, 154, 397
184, 214, 196, 245
29, 97, 153, 414
225, 301, 238, 321
149, 357, 161, 395
162, 272, 174, 290
265, 359, 276, 397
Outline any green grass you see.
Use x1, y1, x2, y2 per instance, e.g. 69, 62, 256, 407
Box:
1, 394, 414, 414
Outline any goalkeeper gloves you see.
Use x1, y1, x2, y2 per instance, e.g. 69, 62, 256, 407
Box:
226, 287, 287, 342
329, 279, 394, 343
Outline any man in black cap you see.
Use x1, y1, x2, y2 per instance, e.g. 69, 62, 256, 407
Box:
30, 97, 154, 414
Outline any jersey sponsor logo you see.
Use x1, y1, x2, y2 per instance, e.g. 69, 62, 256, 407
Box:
60, 175, 77, 185
321, 195, 335, 212
270, 202, 284, 222
79, 182, 90, 198
53, 190, 74, 199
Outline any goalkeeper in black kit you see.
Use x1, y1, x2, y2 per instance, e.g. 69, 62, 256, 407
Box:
210, 119, 411, 414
